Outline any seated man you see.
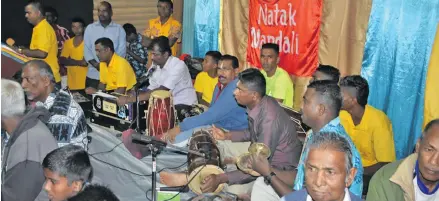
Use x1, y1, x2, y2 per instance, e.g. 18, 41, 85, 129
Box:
123, 23, 147, 80
43, 144, 93, 201
339, 75, 396, 193
194, 51, 221, 106
248, 80, 363, 201
164, 55, 248, 146
366, 119, 439, 201
116, 36, 197, 121
260, 43, 294, 108
281, 132, 363, 201
85, 37, 137, 95
21, 60, 88, 147
1, 79, 58, 201
311, 64, 340, 83
68, 184, 120, 201
201, 68, 302, 196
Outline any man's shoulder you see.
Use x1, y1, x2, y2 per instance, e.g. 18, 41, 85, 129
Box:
282, 189, 308, 201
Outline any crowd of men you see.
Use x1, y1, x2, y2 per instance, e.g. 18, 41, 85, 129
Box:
1, 0, 438, 201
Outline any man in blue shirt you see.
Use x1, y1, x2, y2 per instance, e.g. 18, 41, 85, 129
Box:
248, 80, 363, 201
83, 1, 126, 89
162, 55, 248, 146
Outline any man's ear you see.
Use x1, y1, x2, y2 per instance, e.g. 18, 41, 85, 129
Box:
346, 167, 357, 187
71, 180, 83, 193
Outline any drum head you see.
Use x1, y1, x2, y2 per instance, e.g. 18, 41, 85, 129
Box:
188, 165, 225, 195
151, 90, 171, 99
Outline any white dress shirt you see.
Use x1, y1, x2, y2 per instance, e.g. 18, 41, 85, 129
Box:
148, 56, 197, 106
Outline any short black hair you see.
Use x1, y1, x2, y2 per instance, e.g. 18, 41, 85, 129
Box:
261, 43, 280, 55
238, 68, 266, 97
308, 80, 343, 116
123, 23, 137, 35
67, 184, 119, 201
95, 37, 115, 52
42, 145, 93, 184
27, 0, 44, 14
339, 75, 369, 107
148, 36, 172, 55
44, 6, 58, 18
205, 51, 222, 64
158, 0, 173, 10
220, 54, 239, 69
72, 17, 86, 28
100, 1, 113, 12
317, 64, 340, 83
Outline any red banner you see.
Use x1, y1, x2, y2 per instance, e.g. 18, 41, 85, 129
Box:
246, 0, 322, 76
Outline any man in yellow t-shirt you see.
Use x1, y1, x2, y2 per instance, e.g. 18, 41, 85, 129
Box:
14, 1, 60, 85
142, 0, 181, 56
85, 37, 136, 95
260, 43, 294, 108
194, 51, 222, 106
59, 18, 88, 90
339, 75, 396, 192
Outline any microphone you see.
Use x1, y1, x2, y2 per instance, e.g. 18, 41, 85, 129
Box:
135, 65, 157, 88
156, 186, 189, 192
131, 133, 167, 147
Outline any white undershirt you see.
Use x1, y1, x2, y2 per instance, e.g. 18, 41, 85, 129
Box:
414, 177, 439, 201
306, 188, 351, 201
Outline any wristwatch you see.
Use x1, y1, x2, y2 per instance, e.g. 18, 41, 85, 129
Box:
264, 171, 277, 185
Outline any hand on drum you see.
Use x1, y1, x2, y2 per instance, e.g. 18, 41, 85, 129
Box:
247, 154, 271, 176
200, 174, 221, 193
85, 87, 97, 95
210, 125, 230, 141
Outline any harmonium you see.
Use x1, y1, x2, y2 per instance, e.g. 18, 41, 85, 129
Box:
90, 92, 146, 132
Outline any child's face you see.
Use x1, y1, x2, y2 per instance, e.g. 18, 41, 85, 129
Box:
43, 168, 81, 201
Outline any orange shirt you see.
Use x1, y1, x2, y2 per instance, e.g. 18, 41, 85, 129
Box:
30, 19, 60, 82
143, 16, 182, 56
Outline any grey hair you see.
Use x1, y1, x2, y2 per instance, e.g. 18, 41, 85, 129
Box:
23, 60, 56, 83
306, 132, 353, 180
1, 79, 26, 117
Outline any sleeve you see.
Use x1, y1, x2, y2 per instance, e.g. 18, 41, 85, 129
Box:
374, 118, 396, 163
116, 27, 127, 57
99, 62, 108, 84
1, 161, 46, 201
60, 40, 71, 58
194, 73, 204, 93
162, 63, 184, 90
117, 61, 133, 88
230, 130, 251, 142
179, 87, 238, 131
33, 28, 51, 53
225, 170, 257, 185
83, 26, 95, 62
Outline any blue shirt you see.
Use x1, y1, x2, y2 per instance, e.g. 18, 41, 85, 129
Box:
179, 78, 248, 131
293, 117, 364, 197
83, 21, 126, 80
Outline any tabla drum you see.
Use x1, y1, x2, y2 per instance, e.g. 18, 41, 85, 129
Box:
145, 90, 177, 138
187, 129, 224, 195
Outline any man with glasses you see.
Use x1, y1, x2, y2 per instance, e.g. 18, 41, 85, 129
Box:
116, 36, 196, 121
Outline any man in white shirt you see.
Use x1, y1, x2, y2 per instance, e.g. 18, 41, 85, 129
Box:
117, 36, 197, 121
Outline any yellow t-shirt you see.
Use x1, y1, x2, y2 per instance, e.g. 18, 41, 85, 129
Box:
30, 19, 60, 82
340, 105, 396, 167
60, 38, 87, 90
261, 67, 294, 108
99, 54, 137, 91
143, 16, 182, 56
194, 72, 218, 103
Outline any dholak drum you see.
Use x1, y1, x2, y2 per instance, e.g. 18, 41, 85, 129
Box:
187, 129, 224, 195
146, 90, 177, 138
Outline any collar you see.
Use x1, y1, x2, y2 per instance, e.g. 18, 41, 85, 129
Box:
247, 96, 268, 120
415, 160, 439, 195
390, 153, 418, 201
306, 188, 351, 201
